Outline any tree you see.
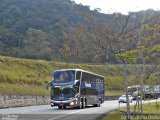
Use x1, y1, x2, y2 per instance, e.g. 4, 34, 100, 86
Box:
116, 21, 160, 119
59, 43, 71, 63
80, 11, 160, 120
23, 28, 51, 60
59, 26, 102, 63
47, 31, 57, 59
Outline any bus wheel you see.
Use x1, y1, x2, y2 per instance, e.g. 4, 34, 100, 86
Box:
82, 100, 85, 109
83, 100, 86, 108
94, 100, 101, 107
77, 100, 82, 109
58, 106, 62, 109
97, 100, 101, 107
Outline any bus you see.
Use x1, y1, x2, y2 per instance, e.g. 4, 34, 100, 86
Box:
48, 69, 105, 109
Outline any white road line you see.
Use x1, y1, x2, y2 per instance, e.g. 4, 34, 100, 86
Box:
48, 109, 87, 120
48, 104, 112, 120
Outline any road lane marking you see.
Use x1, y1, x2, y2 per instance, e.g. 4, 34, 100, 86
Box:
48, 104, 113, 120
48, 103, 121, 120
48, 109, 87, 120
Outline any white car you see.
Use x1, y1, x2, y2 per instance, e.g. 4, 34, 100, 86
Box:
119, 95, 133, 103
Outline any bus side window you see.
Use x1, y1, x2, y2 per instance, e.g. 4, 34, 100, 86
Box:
76, 71, 81, 80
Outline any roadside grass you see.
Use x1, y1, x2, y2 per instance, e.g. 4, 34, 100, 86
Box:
0, 83, 49, 96
103, 102, 160, 120
0, 56, 159, 96
120, 101, 160, 114
102, 111, 122, 120
105, 90, 124, 97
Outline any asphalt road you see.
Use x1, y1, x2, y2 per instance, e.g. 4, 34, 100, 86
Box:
0, 99, 160, 120
0, 100, 120, 120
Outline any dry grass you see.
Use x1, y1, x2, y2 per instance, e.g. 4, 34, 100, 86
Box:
0, 56, 159, 96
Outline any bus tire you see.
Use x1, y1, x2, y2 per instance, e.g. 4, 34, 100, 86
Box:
97, 99, 101, 107
94, 99, 101, 107
82, 99, 85, 109
77, 100, 82, 109
84, 98, 87, 107
58, 106, 62, 109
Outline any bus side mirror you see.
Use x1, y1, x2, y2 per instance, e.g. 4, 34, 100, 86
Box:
45, 82, 51, 90
74, 80, 80, 87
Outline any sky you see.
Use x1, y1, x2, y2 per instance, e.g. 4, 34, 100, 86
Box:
73, 0, 160, 14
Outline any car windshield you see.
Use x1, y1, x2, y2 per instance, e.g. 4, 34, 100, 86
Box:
53, 70, 75, 83
121, 95, 131, 98
51, 85, 75, 98
121, 95, 126, 98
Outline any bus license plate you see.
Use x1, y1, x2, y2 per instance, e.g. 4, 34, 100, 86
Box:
59, 104, 63, 106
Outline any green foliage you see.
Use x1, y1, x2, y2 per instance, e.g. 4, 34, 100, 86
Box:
104, 102, 160, 120
120, 102, 160, 114
0, 0, 159, 63
106, 90, 124, 97
23, 28, 52, 59
116, 22, 160, 64
152, 45, 160, 52
0, 83, 49, 96
102, 111, 122, 120
0, 56, 159, 96
116, 50, 141, 63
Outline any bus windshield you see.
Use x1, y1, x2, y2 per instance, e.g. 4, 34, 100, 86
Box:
51, 85, 75, 99
53, 70, 75, 83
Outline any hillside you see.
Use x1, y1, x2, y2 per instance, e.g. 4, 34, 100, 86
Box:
0, 56, 159, 96
0, 0, 160, 63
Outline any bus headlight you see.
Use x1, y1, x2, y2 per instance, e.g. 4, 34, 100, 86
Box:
70, 101, 75, 106
51, 102, 54, 106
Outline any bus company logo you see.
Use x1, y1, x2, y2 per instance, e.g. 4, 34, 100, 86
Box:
85, 82, 91, 87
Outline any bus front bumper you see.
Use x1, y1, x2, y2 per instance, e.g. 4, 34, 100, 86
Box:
51, 98, 78, 107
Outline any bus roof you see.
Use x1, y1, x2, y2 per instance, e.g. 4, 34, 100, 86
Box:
54, 69, 104, 78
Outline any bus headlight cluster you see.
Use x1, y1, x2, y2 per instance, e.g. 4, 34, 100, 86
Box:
51, 103, 54, 106
70, 101, 75, 106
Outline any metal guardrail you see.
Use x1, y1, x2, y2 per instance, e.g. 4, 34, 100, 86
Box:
105, 96, 119, 101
